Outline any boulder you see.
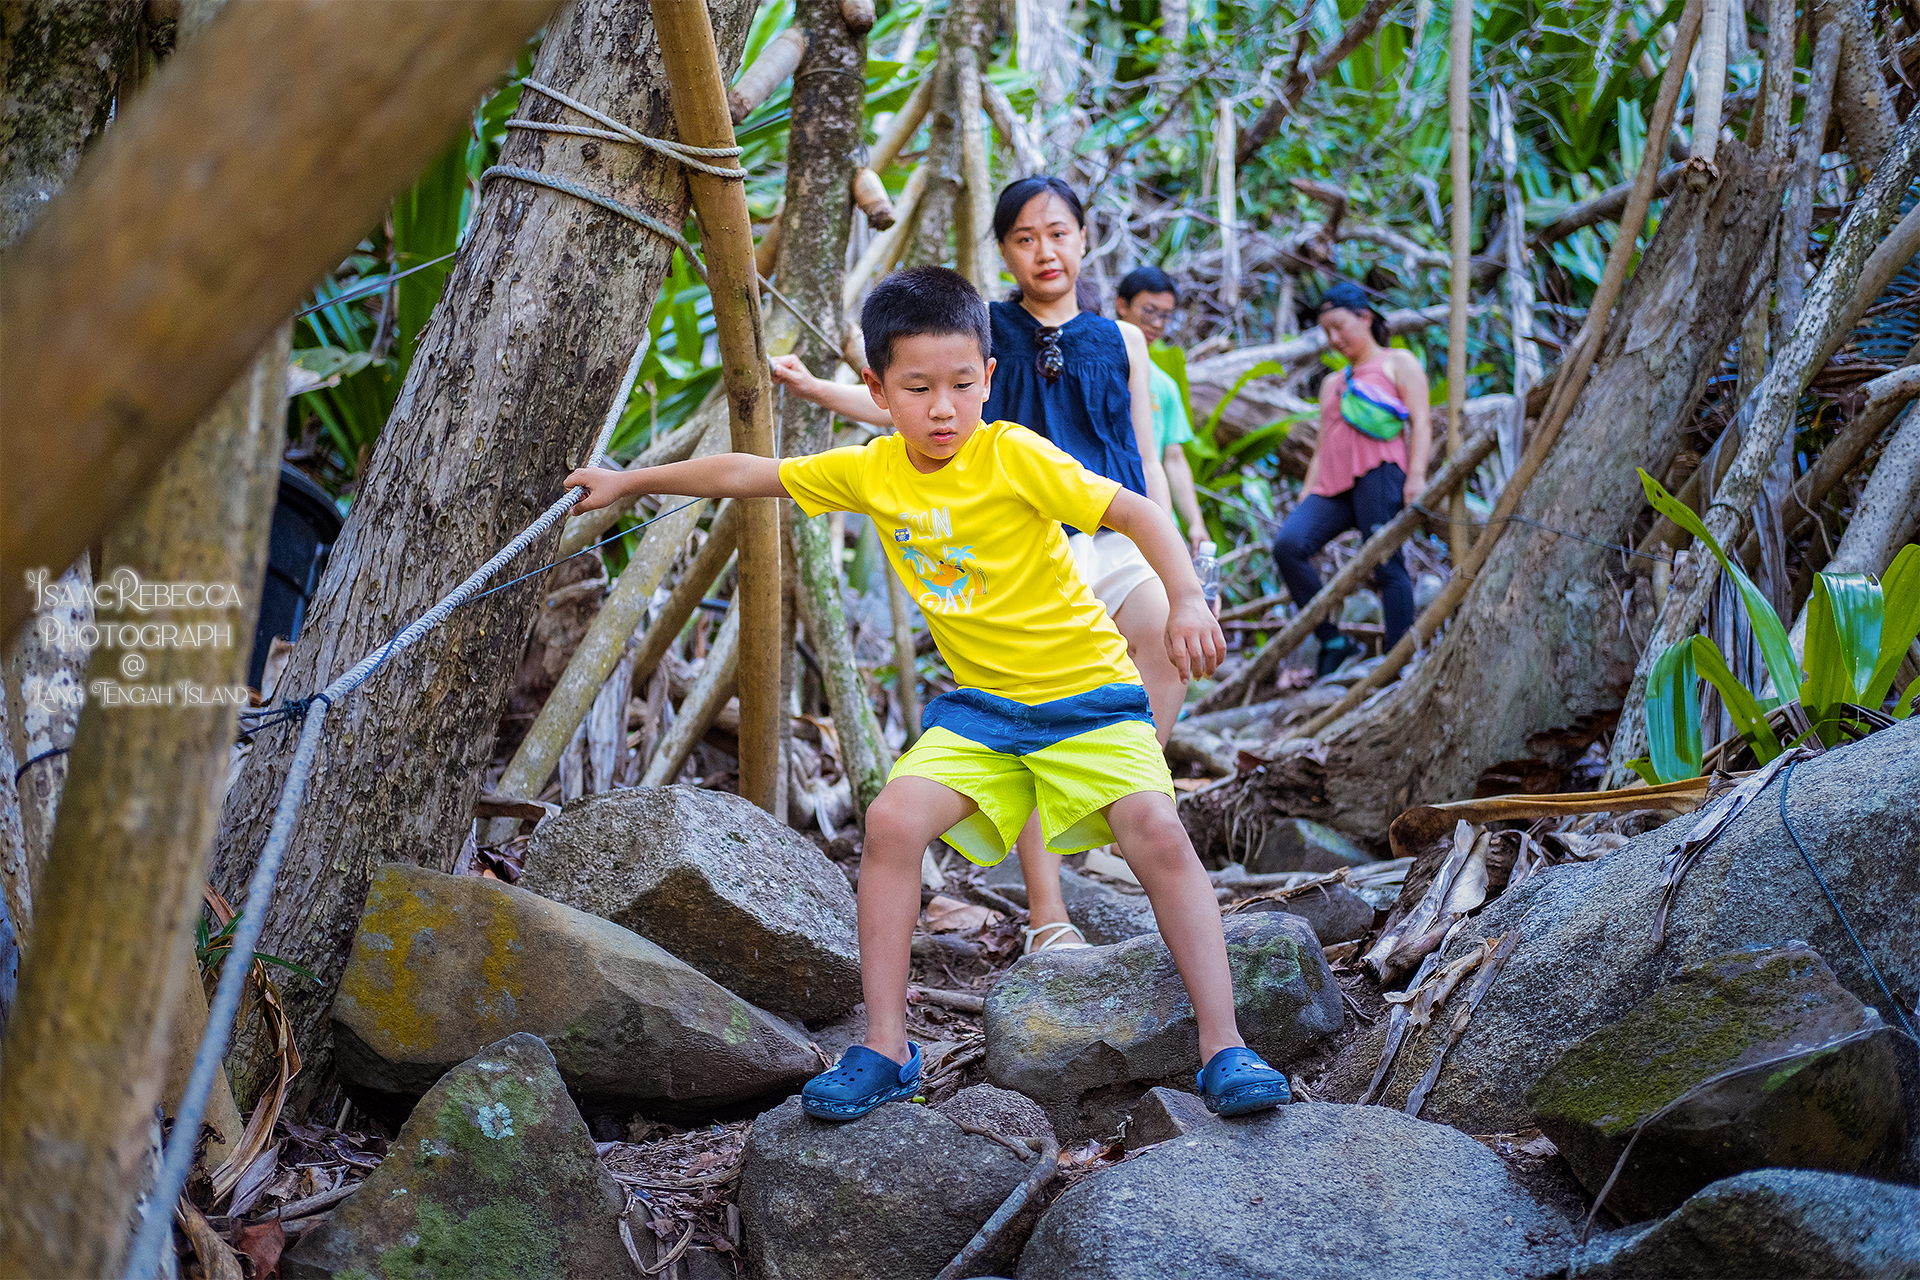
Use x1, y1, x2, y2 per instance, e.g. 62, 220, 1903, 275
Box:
982, 854, 1159, 945
522, 786, 861, 1022
1119, 1085, 1214, 1149
1327, 724, 1920, 1177
1246, 816, 1372, 875
935, 1084, 1056, 1146
1570, 1168, 1920, 1278
333, 866, 816, 1125
1239, 881, 1375, 943
283, 1033, 635, 1279
985, 913, 1343, 1140
1016, 1101, 1573, 1280
739, 1097, 1029, 1280
1527, 945, 1906, 1220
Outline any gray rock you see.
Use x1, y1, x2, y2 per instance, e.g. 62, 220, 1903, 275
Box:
985, 913, 1344, 1141
1016, 1101, 1573, 1280
983, 854, 1159, 944
1246, 816, 1372, 875
1120, 1085, 1214, 1149
1415, 571, 1444, 611
1341, 588, 1384, 626
333, 866, 816, 1124
1528, 945, 1906, 1221
1238, 882, 1375, 943
1570, 1168, 1920, 1278
523, 785, 861, 1022
936, 1084, 1056, 1146
1329, 723, 1920, 1178
284, 1033, 636, 1280
739, 1097, 1029, 1280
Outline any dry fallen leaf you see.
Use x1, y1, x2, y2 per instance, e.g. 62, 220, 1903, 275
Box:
232, 1222, 286, 1279
921, 895, 993, 934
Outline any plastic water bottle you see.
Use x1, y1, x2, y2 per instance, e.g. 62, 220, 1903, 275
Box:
1193, 540, 1220, 610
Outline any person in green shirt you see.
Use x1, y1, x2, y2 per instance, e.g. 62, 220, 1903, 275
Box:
1115, 266, 1206, 552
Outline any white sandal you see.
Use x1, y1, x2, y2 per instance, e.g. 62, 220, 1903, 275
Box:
1022, 921, 1093, 954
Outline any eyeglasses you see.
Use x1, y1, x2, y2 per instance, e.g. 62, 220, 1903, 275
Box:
1132, 304, 1175, 325
1035, 326, 1064, 383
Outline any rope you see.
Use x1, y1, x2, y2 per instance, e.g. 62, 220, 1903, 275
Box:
1779, 757, 1916, 1039
122, 333, 653, 1280
13, 744, 70, 783
483, 166, 706, 280
515, 79, 746, 179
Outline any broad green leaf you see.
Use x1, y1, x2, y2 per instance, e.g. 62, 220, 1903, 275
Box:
1626, 757, 1663, 786
1687, 636, 1781, 762
1149, 341, 1193, 433
1636, 470, 1800, 705
1893, 674, 1920, 720
1865, 545, 1920, 708
1201, 360, 1289, 443
1801, 572, 1882, 732
1644, 639, 1702, 783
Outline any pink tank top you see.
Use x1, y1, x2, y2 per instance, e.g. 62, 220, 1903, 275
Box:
1312, 357, 1410, 498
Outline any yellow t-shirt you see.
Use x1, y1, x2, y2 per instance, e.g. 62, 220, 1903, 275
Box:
779, 420, 1141, 704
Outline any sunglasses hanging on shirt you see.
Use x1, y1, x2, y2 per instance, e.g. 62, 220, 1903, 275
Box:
1035, 325, 1065, 383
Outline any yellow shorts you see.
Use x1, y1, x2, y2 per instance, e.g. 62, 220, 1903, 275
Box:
888, 720, 1175, 867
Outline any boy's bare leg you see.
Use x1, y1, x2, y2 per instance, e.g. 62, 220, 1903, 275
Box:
1112, 579, 1184, 741
1104, 790, 1246, 1062
1023, 580, 1181, 937
856, 776, 981, 1065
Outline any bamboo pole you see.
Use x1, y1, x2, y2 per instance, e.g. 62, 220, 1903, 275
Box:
1302, 0, 1705, 742
557, 398, 719, 559
1196, 423, 1500, 713
484, 418, 729, 842
641, 603, 741, 787
868, 72, 935, 175
1496, 85, 1540, 488
1684, 0, 1729, 190
728, 27, 807, 122
650, 0, 782, 813
1756, 0, 1795, 153
793, 515, 892, 810
631, 501, 741, 694
1217, 98, 1240, 313
981, 75, 1046, 173
1606, 111, 1920, 783
0, 335, 284, 1280
1444, 0, 1473, 560
845, 160, 933, 312
0, 0, 558, 640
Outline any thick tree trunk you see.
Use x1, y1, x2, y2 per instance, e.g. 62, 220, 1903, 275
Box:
0, 334, 283, 1280
0, 0, 137, 247
1186, 143, 1787, 845
209, 0, 756, 1110
0, 0, 556, 639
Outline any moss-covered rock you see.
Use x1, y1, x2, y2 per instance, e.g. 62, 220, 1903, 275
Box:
739, 1096, 1029, 1280
522, 786, 861, 1022
1569, 1168, 1920, 1278
283, 1033, 635, 1280
1527, 945, 1906, 1221
984, 913, 1343, 1140
333, 866, 815, 1126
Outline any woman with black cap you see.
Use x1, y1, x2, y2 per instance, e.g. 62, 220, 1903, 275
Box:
1272, 281, 1431, 676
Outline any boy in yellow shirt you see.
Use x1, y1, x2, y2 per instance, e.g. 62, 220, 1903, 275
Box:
566, 266, 1291, 1120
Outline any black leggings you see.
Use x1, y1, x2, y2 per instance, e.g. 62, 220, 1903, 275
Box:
1271, 462, 1414, 649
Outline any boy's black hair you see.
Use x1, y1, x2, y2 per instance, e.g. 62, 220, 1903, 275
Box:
860, 265, 992, 378
1117, 265, 1178, 302
992, 175, 1085, 242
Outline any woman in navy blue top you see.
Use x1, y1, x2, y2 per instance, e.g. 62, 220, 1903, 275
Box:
771, 176, 1185, 956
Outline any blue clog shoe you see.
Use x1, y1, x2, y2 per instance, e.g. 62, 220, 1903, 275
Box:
801, 1044, 923, 1120
1197, 1046, 1292, 1116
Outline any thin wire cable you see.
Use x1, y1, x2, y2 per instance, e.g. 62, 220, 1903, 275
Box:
758, 271, 843, 354
123, 334, 651, 1280
1779, 757, 1916, 1039
294, 250, 459, 319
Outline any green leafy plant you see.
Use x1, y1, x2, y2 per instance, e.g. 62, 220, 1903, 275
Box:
1632, 470, 1920, 783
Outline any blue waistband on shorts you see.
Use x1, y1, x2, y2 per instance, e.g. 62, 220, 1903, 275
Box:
920, 683, 1154, 756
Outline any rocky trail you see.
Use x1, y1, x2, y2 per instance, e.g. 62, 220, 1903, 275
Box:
170, 719, 1918, 1280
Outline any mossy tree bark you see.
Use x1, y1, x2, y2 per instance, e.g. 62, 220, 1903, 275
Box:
1185, 143, 1788, 845
209, 0, 757, 1110
770, 0, 891, 814
0, 333, 284, 1280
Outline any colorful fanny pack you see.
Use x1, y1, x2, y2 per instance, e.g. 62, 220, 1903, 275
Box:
1340, 381, 1408, 442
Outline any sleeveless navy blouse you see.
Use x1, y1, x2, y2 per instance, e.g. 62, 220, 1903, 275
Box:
983, 301, 1148, 498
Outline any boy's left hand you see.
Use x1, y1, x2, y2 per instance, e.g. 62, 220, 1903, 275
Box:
1165, 595, 1226, 681
565, 466, 627, 513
